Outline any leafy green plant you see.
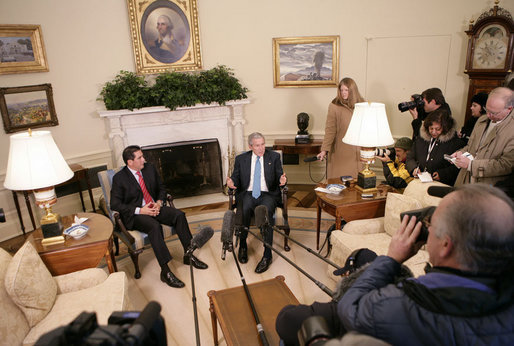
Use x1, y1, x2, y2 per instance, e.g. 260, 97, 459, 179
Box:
99, 66, 248, 111
99, 71, 155, 110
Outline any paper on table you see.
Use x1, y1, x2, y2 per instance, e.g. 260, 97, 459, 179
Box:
418, 171, 433, 183
315, 187, 341, 194
72, 215, 88, 226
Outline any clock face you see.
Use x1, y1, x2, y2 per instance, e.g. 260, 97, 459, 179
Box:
472, 24, 509, 69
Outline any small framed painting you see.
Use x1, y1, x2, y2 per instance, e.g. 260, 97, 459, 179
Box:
273, 36, 339, 88
0, 24, 49, 75
0, 84, 58, 133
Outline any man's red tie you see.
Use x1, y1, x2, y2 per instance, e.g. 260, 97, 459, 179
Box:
136, 171, 154, 205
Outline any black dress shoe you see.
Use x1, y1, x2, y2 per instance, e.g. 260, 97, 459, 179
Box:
255, 257, 272, 273
160, 270, 185, 288
238, 246, 248, 263
183, 255, 208, 269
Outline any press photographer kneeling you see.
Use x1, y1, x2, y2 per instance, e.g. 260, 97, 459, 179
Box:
276, 184, 514, 345
375, 137, 413, 189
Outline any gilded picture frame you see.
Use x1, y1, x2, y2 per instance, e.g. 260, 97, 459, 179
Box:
0, 84, 58, 134
0, 24, 49, 75
127, 0, 202, 74
273, 36, 339, 88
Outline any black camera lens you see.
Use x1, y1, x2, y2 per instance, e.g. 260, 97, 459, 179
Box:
398, 94, 424, 113
400, 206, 436, 243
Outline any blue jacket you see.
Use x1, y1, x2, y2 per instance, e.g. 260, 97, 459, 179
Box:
338, 256, 514, 346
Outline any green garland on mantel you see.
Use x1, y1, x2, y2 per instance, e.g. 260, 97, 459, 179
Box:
99, 65, 249, 111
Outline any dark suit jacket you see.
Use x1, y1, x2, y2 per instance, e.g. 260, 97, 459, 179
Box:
230, 149, 283, 204
110, 163, 167, 229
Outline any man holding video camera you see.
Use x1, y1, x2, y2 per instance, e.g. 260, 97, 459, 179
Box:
276, 184, 514, 345
406, 87, 451, 139
337, 184, 514, 345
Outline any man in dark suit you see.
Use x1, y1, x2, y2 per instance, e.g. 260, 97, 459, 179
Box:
110, 145, 208, 288
227, 133, 287, 273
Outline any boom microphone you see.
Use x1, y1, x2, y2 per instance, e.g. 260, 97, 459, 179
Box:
186, 226, 214, 256
427, 185, 455, 198
247, 227, 334, 297
255, 205, 269, 229
221, 210, 235, 260
303, 156, 318, 163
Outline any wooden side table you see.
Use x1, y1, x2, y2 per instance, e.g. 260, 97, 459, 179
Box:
208, 276, 299, 346
11, 163, 96, 234
27, 212, 117, 275
272, 138, 323, 155
315, 179, 395, 249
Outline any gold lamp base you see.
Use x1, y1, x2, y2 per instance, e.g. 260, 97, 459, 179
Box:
356, 147, 378, 193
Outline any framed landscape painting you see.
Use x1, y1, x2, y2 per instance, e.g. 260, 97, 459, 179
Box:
0, 84, 58, 133
273, 36, 339, 88
0, 24, 49, 75
127, 0, 202, 74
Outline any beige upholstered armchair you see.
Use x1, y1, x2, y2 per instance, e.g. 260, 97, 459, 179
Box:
0, 241, 129, 345
97, 169, 175, 279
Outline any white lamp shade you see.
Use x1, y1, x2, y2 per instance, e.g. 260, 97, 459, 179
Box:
342, 102, 394, 147
4, 130, 73, 190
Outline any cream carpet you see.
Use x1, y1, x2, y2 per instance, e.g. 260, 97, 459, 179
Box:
112, 209, 338, 346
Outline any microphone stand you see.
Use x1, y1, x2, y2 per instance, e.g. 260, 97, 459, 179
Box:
228, 241, 270, 346
247, 228, 334, 298
269, 226, 341, 270
189, 261, 201, 346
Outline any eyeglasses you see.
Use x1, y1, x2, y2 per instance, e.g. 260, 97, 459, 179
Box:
484, 107, 508, 117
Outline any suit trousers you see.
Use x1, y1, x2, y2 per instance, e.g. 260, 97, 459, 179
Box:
133, 206, 193, 267
239, 191, 277, 258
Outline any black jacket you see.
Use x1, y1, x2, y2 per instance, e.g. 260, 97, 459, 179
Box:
406, 124, 463, 186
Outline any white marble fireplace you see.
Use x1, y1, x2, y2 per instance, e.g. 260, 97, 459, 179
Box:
98, 100, 249, 181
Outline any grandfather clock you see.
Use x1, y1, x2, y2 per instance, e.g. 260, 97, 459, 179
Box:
464, 1, 514, 122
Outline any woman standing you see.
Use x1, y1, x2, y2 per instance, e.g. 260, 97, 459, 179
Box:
317, 77, 365, 179
406, 109, 462, 185
458, 92, 488, 144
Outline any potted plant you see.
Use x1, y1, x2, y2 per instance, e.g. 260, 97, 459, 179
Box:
99, 65, 248, 111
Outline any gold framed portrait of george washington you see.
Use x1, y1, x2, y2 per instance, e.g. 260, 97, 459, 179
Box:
127, 0, 202, 74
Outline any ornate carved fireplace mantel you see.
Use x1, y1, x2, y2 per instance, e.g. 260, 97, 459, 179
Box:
98, 99, 249, 178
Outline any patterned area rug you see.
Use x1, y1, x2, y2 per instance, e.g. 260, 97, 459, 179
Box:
112, 209, 338, 345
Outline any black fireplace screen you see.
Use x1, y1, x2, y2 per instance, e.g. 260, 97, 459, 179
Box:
142, 139, 223, 198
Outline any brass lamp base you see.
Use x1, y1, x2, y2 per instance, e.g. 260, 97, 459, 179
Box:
40, 206, 64, 241
41, 235, 65, 246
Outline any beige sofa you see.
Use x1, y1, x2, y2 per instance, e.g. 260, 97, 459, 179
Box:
327, 180, 447, 281
0, 241, 130, 345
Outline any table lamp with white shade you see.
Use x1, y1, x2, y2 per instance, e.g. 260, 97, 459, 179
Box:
4, 130, 73, 244
343, 102, 394, 193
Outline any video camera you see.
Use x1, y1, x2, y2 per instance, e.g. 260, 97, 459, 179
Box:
298, 316, 333, 346
35, 301, 166, 346
400, 206, 436, 243
398, 94, 424, 113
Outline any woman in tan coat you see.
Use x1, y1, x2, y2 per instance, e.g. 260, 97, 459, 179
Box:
317, 77, 364, 179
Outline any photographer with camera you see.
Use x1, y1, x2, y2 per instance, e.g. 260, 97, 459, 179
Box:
276, 184, 514, 345
337, 184, 514, 345
375, 137, 413, 189
399, 88, 451, 140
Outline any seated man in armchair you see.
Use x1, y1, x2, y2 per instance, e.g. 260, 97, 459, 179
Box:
110, 145, 208, 288
226, 132, 287, 273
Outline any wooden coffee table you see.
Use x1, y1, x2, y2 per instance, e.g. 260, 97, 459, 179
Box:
27, 212, 117, 276
316, 179, 395, 249
208, 276, 299, 346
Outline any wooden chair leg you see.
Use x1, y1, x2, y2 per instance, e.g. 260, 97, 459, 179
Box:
129, 251, 142, 279
283, 225, 291, 252
113, 235, 120, 256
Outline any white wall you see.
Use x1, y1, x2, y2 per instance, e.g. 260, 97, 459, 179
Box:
1, 0, 512, 240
